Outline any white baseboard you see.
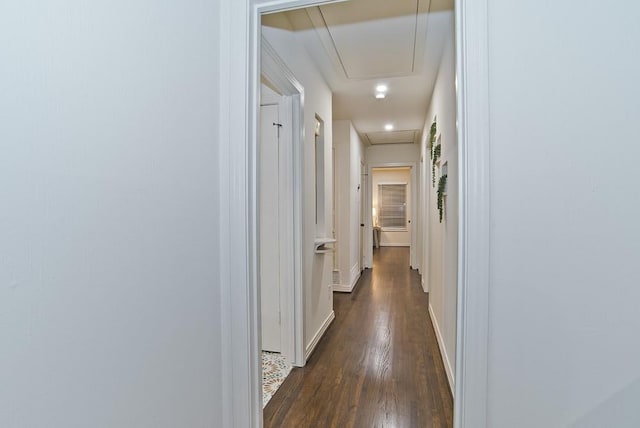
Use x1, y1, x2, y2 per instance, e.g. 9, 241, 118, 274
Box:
332, 284, 352, 293
350, 263, 360, 285
428, 303, 455, 396
380, 243, 410, 247
333, 266, 361, 293
305, 310, 335, 361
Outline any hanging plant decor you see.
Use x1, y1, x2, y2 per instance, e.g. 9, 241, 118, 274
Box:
428, 119, 437, 158
431, 143, 441, 187
437, 174, 447, 223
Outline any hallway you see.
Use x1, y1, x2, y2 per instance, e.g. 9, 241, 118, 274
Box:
264, 247, 453, 427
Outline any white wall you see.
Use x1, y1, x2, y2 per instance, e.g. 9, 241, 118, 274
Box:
262, 20, 335, 355
486, 1, 640, 427
417, 9, 457, 393
334, 120, 365, 292
372, 168, 412, 246
0, 2, 223, 427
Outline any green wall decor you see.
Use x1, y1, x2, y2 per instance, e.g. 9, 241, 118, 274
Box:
429, 119, 437, 156
432, 143, 441, 187
437, 174, 447, 223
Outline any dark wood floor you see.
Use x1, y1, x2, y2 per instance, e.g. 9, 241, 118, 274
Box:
264, 247, 453, 428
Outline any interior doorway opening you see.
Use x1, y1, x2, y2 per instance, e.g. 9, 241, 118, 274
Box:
256, 0, 457, 423
220, 0, 493, 426
259, 37, 306, 363
368, 165, 417, 269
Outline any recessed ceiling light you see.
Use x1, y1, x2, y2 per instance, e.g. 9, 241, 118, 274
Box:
375, 92, 386, 99
384, 124, 394, 131
376, 84, 388, 93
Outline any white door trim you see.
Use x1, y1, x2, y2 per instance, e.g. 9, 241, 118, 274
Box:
453, 0, 491, 427
217, 0, 490, 427
366, 162, 418, 268
261, 37, 305, 368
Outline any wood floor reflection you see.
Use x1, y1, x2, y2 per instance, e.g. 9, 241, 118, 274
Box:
263, 247, 454, 428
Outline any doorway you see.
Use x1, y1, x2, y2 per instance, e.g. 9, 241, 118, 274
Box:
259, 38, 306, 370
217, 1, 492, 427
367, 163, 418, 269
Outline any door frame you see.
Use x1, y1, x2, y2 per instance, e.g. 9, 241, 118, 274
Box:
260, 37, 305, 368
217, 0, 491, 427
359, 161, 366, 271
366, 162, 418, 268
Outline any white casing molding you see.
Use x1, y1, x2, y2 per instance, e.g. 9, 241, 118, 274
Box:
219, 0, 490, 427
261, 37, 306, 368
219, 1, 349, 427
454, 0, 491, 427
218, 2, 257, 427
304, 310, 335, 361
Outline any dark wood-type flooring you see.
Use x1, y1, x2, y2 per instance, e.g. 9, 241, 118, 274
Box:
264, 247, 453, 428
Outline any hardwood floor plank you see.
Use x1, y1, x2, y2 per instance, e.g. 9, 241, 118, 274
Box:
264, 247, 454, 427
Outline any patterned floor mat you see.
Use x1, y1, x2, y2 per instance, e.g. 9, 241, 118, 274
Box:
262, 351, 292, 407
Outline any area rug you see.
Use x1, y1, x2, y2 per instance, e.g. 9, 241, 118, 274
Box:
262, 351, 292, 407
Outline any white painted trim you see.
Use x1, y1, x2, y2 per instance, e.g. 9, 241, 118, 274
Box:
422, 276, 427, 293
454, 0, 491, 427
332, 268, 361, 293
429, 303, 455, 396
379, 243, 411, 247
219, 2, 350, 427
305, 310, 335, 360
261, 37, 306, 368
220, 0, 491, 427
218, 1, 259, 427
349, 262, 360, 286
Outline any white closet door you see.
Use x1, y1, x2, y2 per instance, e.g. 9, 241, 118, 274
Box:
260, 103, 281, 353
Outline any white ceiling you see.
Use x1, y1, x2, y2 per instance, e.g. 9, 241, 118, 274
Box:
366, 130, 418, 145
264, 0, 454, 145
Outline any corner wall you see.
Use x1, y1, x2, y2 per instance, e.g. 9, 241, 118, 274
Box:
334, 121, 365, 292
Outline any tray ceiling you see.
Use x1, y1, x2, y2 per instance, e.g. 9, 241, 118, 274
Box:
262, 0, 454, 145
366, 130, 419, 145
317, 0, 423, 79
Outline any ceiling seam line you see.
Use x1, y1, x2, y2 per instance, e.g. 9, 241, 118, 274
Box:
412, 0, 421, 73
317, 6, 351, 80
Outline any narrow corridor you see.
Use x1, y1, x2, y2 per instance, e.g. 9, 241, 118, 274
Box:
264, 247, 453, 427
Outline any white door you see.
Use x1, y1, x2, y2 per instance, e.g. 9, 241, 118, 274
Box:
260, 103, 281, 352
